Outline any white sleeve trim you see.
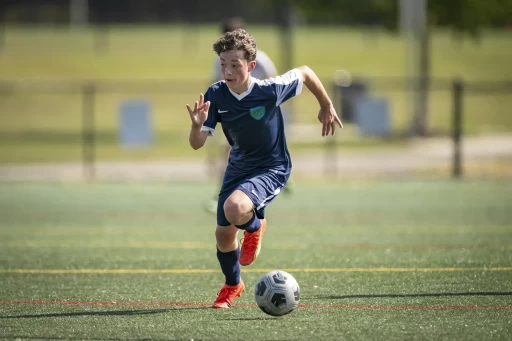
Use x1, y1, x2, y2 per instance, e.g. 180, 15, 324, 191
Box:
201, 126, 215, 136
274, 68, 303, 106
293, 68, 303, 96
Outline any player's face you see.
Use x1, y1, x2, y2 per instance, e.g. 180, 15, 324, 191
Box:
219, 50, 256, 94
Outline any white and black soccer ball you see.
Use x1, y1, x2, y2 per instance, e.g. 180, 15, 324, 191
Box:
254, 270, 300, 316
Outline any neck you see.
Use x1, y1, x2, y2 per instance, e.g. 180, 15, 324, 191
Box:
233, 76, 252, 94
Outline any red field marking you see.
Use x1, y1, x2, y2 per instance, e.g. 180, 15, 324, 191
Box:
1, 300, 511, 311
298, 303, 512, 310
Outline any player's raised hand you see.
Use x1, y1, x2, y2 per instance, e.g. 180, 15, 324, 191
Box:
317, 105, 343, 136
186, 93, 210, 128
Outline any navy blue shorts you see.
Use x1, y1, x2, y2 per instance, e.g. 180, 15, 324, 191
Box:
216, 169, 289, 227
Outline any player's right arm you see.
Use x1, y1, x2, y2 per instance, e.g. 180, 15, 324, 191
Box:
187, 93, 211, 150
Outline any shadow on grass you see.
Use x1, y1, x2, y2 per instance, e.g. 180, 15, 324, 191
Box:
303, 291, 512, 300
0, 306, 208, 319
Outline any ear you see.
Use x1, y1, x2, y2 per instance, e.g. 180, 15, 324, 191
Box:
248, 60, 256, 72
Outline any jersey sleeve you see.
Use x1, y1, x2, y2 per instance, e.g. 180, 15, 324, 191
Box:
201, 87, 219, 136
259, 68, 303, 106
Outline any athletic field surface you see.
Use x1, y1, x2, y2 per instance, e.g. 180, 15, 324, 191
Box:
1, 180, 511, 340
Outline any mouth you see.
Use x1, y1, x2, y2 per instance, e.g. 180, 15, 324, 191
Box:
225, 78, 235, 83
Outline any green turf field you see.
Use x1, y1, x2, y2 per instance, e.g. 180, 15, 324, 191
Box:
1, 180, 511, 340
1, 25, 512, 164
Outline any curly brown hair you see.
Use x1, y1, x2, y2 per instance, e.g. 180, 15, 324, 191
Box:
213, 28, 257, 62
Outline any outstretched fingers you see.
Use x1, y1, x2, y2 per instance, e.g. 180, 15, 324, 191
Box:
197, 101, 210, 112
322, 120, 330, 137
186, 104, 192, 114
321, 115, 343, 136
335, 115, 343, 129
186, 93, 206, 114
329, 115, 343, 136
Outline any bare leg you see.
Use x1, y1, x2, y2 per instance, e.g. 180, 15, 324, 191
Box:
215, 224, 239, 252
223, 189, 255, 226
205, 144, 232, 214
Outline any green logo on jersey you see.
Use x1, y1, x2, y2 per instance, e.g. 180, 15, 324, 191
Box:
250, 106, 266, 120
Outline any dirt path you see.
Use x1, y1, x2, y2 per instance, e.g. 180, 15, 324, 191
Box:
2, 135, 511, 182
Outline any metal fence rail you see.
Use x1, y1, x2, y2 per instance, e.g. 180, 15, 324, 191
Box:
1, 77, 511, 180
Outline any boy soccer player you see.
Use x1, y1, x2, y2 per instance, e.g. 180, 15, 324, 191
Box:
186, 29, 342, 309
205, 17, 280, 215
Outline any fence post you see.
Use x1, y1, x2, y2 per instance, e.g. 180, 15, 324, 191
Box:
82, 83, 96, 180
452, 79, 463, 178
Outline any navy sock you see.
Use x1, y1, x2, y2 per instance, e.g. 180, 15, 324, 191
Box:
235, 211, 261, 233
216, 246, 241, 286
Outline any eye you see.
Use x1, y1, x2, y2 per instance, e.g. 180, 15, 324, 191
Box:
232, 64, 238, 68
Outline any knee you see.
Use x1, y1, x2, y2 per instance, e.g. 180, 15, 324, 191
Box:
223, 199, 245, 225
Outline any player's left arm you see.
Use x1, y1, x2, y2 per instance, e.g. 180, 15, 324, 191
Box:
297, 65, 343, 136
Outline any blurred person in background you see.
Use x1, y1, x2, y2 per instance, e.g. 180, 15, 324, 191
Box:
186, 28, 342, 308
204, 17, 293, 215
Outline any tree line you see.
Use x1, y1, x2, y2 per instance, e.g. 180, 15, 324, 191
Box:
1, 0, 511, 35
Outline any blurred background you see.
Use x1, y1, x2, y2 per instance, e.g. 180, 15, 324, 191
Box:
0, 0, 511, 182
2, 3, 512, 337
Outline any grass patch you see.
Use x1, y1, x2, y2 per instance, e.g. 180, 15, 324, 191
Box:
0, 180, 511, 340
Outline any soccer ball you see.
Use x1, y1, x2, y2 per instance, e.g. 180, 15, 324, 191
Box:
254, 270, 300, 316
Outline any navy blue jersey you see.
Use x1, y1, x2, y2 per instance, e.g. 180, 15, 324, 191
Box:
202, 68, 303, 175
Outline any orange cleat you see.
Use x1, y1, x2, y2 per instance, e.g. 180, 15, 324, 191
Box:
239, 219, 266, 266
212, 280, 245, 309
